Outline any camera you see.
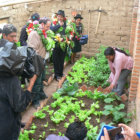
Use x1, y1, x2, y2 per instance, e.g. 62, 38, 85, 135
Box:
107, 127, 124, 140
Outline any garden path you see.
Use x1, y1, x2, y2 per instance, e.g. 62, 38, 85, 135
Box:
21, 63, 73, 124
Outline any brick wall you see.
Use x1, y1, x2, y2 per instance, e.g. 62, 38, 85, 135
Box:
0, 0, 134, 55
129, 0, 140, 101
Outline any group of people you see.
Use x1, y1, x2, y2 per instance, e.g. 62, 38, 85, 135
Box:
0, 10, 84, 139
0, 8, 138, 140
19, 11, 84, 107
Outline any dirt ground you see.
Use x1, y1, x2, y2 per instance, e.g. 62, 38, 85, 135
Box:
29, 94, 125, 140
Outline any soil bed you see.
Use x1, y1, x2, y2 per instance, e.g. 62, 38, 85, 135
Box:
29, 92, 127, 140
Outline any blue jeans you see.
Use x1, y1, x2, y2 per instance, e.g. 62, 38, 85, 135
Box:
112, 69, 131, 96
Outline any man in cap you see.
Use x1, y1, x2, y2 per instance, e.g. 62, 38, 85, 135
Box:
19, 13, 40, 46
50, 10, 67, 81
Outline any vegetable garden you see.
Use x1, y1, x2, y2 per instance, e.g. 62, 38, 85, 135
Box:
19, 46, 132, 140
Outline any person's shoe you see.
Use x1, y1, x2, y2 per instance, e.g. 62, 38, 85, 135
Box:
32, 100, 40, 109
55, 76, 62, 81
43, 81, 48, 86
21, 122, 26, 128
39, 92, 48, 100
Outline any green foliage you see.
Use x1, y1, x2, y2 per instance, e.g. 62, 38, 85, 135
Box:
49, 128, 56, 132
16, 42, 21, 47
43, 122, 48, 128
69, 115, 75, 123
56, 80, 79, 96
67, 57, 94, 84
21, 84, 25, 89
103, 104, 131, 123
104, 98, 115, 103
19, 130, 35, 140
34, 110, 46, 119
39, 131, 46, 139
66, 46, 110, 88
58, 132, 65, 136
30, 123, 37, 130
87, 46, 110, 87
64, 122, 70, 128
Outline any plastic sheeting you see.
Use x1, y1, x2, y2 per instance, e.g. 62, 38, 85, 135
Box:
79, 35, 88, 45
0, 39, 45, 78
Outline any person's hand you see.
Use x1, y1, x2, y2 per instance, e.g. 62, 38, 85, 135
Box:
101, 128, 110, 140
106, 84, 114, 92
27, 75, 37, 92
59, 21, 64, 26
118, 124, 139, 140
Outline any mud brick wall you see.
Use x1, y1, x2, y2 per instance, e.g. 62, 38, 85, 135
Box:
0, 0, 134, 55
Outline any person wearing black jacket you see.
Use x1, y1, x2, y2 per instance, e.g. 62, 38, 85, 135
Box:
0, 24, 34, 140
50, 10, 67, 81
19, 13, 40, 46
71, 14, 83, 63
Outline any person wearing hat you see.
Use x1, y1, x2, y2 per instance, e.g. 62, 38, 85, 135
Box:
50, 10, 67, 81
71, 14, 84, 63
19, 13, 40, 46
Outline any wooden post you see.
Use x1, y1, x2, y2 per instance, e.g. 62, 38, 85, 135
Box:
88, 10, 91, 49
95, 6, 102, 35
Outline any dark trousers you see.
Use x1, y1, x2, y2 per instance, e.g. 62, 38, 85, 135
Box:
32, 70, 46, 105
53, 46, 66, 78
112, 69, 131, 96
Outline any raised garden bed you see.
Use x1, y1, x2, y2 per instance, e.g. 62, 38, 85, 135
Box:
20, 90, 131, 140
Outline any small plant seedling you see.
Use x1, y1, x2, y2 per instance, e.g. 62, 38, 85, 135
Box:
21, 84, 25, 89
39, 131, 46, 138
96, 118, 100, 123
34, 111, 46, 119
69, 115, 75, 123
31, 123, 37, 130
43, 122, 48, 128
49, 128, 56, 132
64, 122, 70, 128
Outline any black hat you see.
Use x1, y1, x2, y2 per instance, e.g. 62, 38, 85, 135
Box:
74, 14, 83, 20
31, 13, 40, 21
57, 10, 65, 17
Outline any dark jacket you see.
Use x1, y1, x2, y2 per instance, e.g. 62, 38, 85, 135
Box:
0, 75, 31, 140
19, 25, 28, 46
50, 22, 66, 35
